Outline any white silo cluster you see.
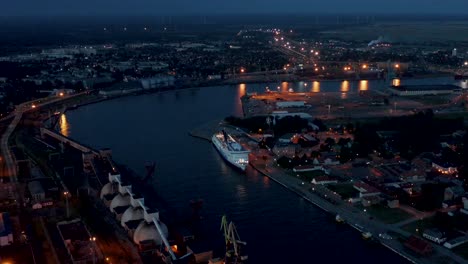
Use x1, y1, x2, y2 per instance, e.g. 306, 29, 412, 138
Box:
100, 170, 173, 258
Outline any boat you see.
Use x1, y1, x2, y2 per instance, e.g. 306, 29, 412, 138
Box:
212, 130, 250, 171
335, 214, 344, 223
362, 231, 373, 240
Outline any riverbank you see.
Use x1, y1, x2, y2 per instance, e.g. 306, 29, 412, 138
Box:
247, 154, 468, 264
187, 119, 421, 262
247, 160, 419, 263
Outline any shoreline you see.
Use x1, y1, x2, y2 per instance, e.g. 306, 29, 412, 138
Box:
186, 122, 419, 263
59, 73, 457, 115
57, 76, 460, 263
248, 162, 418, 263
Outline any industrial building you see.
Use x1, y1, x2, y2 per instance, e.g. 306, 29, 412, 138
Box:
276, 101, 306, 108
389, 85, 461, 96
57, 219, 101, 264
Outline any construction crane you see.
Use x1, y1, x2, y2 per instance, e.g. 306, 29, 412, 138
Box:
220, 215, 248, 264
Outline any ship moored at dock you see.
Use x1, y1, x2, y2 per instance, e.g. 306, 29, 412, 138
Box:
212, 130, 250, 171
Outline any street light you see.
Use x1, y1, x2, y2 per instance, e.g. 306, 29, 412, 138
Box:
64, 191, 70, 218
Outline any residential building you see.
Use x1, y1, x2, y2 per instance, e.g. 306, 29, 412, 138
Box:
423, 229, 447, 244
353, 182, 381, 198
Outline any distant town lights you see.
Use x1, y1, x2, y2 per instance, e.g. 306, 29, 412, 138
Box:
362, 64, 368, 69
464, 61, 468, 66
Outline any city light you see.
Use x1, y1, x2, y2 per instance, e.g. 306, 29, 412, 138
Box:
394, 64, 400, 69
362, 64, 368, 69
31, 104, 36, 109
59, 92, 64, 97
240, 68, 245, 73
464, 61, 468, 66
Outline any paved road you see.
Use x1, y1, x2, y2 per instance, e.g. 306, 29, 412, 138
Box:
0, 92, 87, 182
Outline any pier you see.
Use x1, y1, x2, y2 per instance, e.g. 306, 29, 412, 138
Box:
40, 127, 99, 155
39, 128, 180, 262
189, 119, 225, 141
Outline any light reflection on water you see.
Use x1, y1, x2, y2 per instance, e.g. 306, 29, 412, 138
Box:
340, 80, 350, 92
281, 81, 288, 92
60, 113, 69, 137
64, 78, 458, 264
312, 81, 320, 93
359, 80, 368, 91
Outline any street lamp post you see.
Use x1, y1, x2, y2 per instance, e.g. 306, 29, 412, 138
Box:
89, 236, 97, 264
63, 191, 69, 218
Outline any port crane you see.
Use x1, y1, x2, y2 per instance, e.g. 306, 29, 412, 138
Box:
221, 215, 248, 264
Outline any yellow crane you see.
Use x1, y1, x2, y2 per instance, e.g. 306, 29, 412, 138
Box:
220, 215, 248, 264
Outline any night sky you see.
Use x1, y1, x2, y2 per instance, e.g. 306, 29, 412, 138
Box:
2, 0, 468, 16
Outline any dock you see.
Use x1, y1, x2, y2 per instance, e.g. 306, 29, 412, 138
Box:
189, 119, 225, 141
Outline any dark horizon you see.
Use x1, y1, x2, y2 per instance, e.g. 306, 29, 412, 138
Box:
2, 0, 468, 16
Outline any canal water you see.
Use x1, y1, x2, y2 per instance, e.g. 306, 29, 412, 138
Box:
62, 78, 463, 263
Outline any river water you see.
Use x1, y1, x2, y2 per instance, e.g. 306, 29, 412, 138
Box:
61, 77, 464, 263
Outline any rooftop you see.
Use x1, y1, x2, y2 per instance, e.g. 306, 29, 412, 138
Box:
57, 220, 90, 241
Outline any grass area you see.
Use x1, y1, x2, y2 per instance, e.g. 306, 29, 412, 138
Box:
15, 131, 57, 179
361, 205, 413, 224
401, 217, 436, 235
327, 183, 359, 199
288, 169, 327, 182
319, 22, 468, 43
408, 95, 453, 106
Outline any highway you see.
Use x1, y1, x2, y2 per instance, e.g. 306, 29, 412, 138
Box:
0, 92, 87, 182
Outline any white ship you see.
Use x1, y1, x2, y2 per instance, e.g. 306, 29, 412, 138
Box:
212, 130, 250, 171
